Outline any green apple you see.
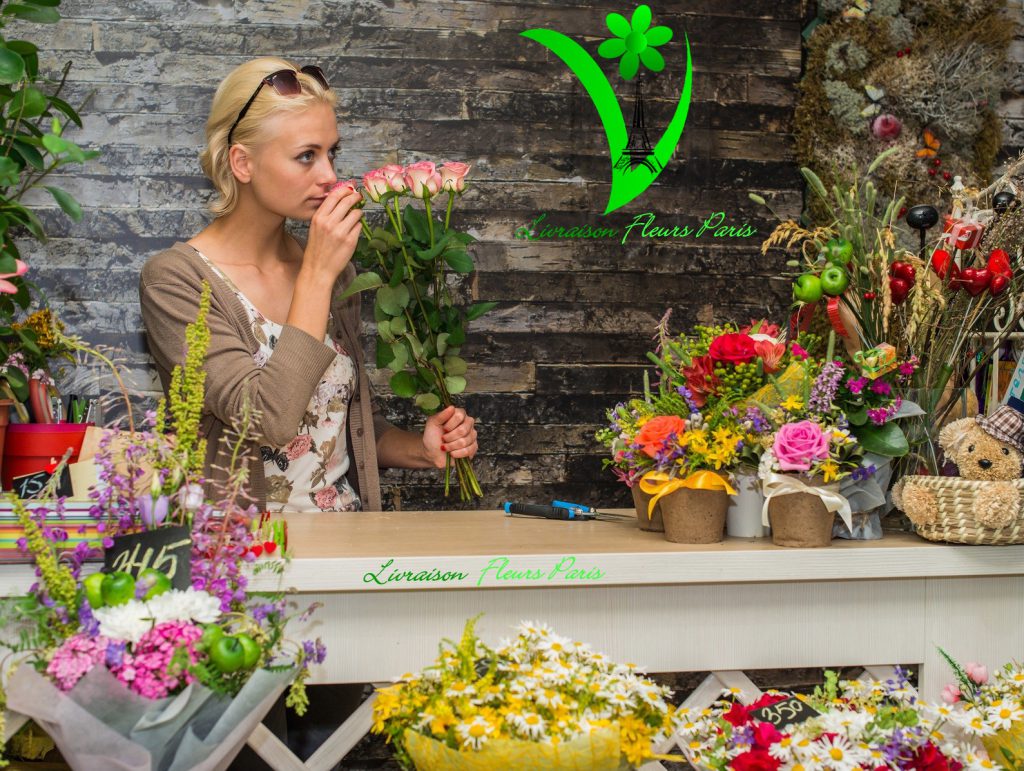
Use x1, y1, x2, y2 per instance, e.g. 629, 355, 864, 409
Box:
83, 572, 106, 610
236, 633, 261, 669
210, 635, 246, 673
793, 273, 823, 303
136, 568, 172, 600
197, 624, 224, 653
819, 264, 849, 296
824, 238, 852, 262
101, 571, 136, 607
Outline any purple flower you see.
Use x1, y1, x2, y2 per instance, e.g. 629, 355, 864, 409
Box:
846, 377, 868, 395
302, 639, 328, 666
137, 495, 170, 530
870, 379, 892, 396
809, 361, 845, 414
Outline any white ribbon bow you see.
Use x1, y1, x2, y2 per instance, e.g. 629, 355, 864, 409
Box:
761, 472, 853, 530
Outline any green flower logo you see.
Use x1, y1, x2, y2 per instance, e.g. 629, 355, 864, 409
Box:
598, 5, 673, 81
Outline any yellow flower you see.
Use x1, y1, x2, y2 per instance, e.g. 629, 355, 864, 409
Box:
780, 394, 803, 411
820, 459, 840, 482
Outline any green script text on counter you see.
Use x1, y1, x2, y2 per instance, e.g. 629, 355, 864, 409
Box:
362, 556, 605, 587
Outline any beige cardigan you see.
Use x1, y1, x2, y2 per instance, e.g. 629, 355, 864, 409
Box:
139, 242, 391, 511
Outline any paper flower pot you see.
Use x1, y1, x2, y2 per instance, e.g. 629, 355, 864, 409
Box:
6, 662, 296, 771
983, 723, 1024, 768
767, 476, 834, 548
659, 488, 728, 544
403, 726, 629, 771
631, 485, 664, 532
726, 471, 768, 538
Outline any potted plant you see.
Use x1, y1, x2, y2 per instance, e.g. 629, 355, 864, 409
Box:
596, 396, 664, 531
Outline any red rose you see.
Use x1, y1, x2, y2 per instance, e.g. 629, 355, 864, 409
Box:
907, 744, 962, 771
722, 701, 751, 727
635, 415, 687, 458
709, 333, 757, 365
751, 722, 783, 749
683, 355, 721, 407
748, 693, 789, 710
730, 749, 781, 771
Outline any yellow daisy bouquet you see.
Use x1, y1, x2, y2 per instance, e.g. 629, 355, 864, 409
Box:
371, 617, 682, 770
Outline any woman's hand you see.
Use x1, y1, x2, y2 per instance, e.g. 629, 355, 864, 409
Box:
302, 186, 364, 281
422, 405, 478, 468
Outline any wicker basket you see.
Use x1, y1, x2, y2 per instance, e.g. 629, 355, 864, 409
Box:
895, 475, 1024, 545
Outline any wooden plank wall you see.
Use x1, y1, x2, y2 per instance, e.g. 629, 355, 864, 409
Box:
5, 0, 844, 510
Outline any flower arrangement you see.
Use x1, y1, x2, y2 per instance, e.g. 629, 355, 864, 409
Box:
340, 161, 493, 501
939, 649, 1024, 769
0, 282, 326, 767
371, 617, 682, 770
678, 667, 979, 770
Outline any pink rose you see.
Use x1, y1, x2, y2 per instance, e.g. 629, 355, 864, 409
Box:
439, 161, 470, 193
773, 420, 831, 472
381, 164, 407, 194
965, 662, 989, 685
940, 684, 961, 704
285, 433, 313, 460
314, 486, 338, 509
871, 113, 902, 141
362, 168, 390, 202
404, 161, 442, 199
330, 179, 357, 193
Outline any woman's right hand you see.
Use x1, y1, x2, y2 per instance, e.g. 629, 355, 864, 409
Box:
302, 185, 364, 281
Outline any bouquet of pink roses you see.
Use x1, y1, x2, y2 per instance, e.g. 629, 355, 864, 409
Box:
338, 161, 493, 501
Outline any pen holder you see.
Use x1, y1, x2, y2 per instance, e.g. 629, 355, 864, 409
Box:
2, 422, 93, 491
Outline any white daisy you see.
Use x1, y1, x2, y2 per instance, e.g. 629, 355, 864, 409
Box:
455, 715, 494, 750
444, 681, 476, 699
510, 711, 546, 739
986, 701, 1024, 730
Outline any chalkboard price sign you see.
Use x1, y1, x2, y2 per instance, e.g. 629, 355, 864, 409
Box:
749, 696, 820, 729
104, 525, 192, 589
12, 467, 73, 499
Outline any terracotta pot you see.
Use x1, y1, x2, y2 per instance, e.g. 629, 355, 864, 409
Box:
767, 475, 834, 548
631, 485, 664, 532
659, 488, 728, 544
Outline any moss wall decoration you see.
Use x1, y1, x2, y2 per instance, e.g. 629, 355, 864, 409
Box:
796, 0, 1013, 218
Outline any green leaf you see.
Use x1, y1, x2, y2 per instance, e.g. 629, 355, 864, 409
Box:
375, 337, 392, 368
415, 393, 440, 412
0, 253, 15, 274
46, 95, 82, 127
390, 371, 417, 398
444, 375, 467, 395
389, 316, 407, 335
2, 4, 60, 22
41, 132, 69, 155
443, 355, 468, 376
846, 407, 868, 427
388, 258, 405, 287
450, 231, 477, 244
402, 204, 429, 244
0, 48, 25, 85
406, 334, 423, 359
22, 0, 62, 7
0, 156, 19, 187
852, 422, 909, 457
436, 332, 449, 356
338, 271, 382, 299
415, 233, 451, 262
376, 284, 410, 315
376, 318, 396, 343
10, 86, 46, 118
44, 186, 82, 221
447, 324, 466, 347
15, 327, 40, 356
444, 249, 474, 273
11, 138, 44, 170
389, 341, 409, 371
4, 365, 26, 392
7, 205, 45, 240
466, 301, 497, 321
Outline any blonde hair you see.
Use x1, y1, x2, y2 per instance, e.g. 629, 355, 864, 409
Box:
199, 57, 337, 217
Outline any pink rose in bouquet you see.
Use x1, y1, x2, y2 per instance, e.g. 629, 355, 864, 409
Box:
381, 163, 407, 193
772, 420, 831, 472
362, 168, 390, 202
404, 161, 443, 199
439, 161, 470, 193
708, 332, 757, 365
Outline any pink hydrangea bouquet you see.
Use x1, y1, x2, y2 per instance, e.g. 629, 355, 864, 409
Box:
338, 161, 493, 501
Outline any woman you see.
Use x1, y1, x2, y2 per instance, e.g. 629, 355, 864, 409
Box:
139, 57, 478, 512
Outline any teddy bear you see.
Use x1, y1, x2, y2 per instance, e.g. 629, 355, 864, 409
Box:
894, 403, 1024, 530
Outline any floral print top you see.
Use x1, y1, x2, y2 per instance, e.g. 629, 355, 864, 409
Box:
197, 252, 361, 512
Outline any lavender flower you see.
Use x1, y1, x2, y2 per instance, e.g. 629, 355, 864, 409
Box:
808, 361, 845, 414
302, 638, 328, 666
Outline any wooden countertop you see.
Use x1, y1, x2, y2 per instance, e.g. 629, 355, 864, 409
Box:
1, 510, 1021, 595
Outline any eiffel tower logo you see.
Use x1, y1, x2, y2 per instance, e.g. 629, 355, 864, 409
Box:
615, 75, 662, 174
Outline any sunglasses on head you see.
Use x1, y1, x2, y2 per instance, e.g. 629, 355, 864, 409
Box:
226, 65, 329, 146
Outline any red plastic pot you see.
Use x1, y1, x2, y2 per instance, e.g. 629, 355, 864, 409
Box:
2, 422, 93, 490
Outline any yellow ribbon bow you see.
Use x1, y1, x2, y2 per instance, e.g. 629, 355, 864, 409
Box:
639, 470, 737, 518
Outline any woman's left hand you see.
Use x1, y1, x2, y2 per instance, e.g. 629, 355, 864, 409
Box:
423, 405, 478, 467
